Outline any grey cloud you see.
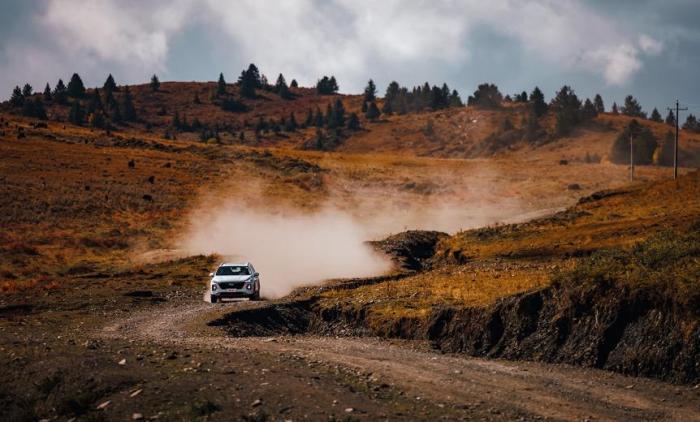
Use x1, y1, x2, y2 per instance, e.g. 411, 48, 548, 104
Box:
0, 0, 697, 111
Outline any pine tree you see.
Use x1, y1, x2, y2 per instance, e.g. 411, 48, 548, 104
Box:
21, 97, 42, 119
347, 112, 361, 131
22, 83, 33, 97
150, 74, 160, 92
324, 103, 333, 127
290, 79, 298, 88
68, 101, 84, 125
246, 64, 262, 87
432, 84, 450, 109
665, 109, 675, 126
308, 107, 320, 128
611, 102, 619, 115
9, 86, 24, 107
43, 83, 52, 101
657, 131, 675, 166
449, 89, 463, 107
383, 81, 400, 114
365, 101, 380, 121
524, 110, 542, 141
238, 66, 258, 98
529, 87, 547, 117
593, 94, 605, 113
86, 88, 103, 115
172, 111, 181, 129
363, 79, 377, 102
121, 87, 137, 122
316, 76, 339, 95
621, 95, 644, 118
582, 98, 597, 120
22, 97, 47, 120
551, 85, 582, 136
332, 99, 346, 128
683, 114, 699, 132
285, 112, 298, 131
650, 108, 662, 122
304, 109, 313, 127
67, 73, 86, 98
53, 79, 68, 104
107, 95, 121, 123
103, 74, 118, 92
467, 83, 502, 108
275, 73, 292, 99
217, 73, 226, 97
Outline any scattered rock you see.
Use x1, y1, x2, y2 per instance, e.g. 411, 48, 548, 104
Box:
83, 339, 99, 349
345, 407, 354, 413
132, 413, 144, 420
96, 400, 111, 410
118, 358, 127, 365
251, 399, 262, 407
130, 389, 143, 398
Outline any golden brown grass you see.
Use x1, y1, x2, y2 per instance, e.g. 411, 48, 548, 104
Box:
320, 260, 554, 318
314, 170, 700, 325
2, 85, 698, 297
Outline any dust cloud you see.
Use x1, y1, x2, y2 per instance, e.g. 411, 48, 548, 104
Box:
180, 164, 542, 299
182, 207, 392, 298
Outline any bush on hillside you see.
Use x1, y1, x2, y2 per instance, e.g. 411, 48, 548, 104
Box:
553, 228, 700, 314
609, 119, 658, 165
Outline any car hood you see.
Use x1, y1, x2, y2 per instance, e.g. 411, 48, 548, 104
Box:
212, 275, 252, 283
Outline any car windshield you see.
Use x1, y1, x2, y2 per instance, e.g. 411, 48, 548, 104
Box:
215, 266, 250, 276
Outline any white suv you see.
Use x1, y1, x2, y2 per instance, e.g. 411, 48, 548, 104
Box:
209, 262, 260, 303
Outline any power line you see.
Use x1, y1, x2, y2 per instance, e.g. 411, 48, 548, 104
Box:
666, 100, 688, 180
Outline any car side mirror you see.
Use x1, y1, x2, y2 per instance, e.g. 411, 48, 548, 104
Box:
254, 272, 260, 277
209, 272, 214, 277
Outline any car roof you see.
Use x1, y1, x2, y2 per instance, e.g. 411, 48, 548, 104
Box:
219, 262, 250, 267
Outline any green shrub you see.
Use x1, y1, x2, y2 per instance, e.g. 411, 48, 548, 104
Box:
554, 228, 700, 313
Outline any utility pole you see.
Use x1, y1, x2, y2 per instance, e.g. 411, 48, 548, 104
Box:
667, 100, 688, 179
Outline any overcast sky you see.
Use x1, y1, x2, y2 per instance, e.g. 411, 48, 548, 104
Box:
1, 0, 699, 114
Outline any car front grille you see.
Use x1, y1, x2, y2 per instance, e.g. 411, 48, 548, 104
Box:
218, 282, 245, 290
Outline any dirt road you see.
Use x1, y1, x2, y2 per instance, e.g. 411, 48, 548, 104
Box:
102, 299, 700, 421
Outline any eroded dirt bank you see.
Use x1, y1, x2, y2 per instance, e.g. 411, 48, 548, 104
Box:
212, 225, 700, 386
110, 299, 700, 421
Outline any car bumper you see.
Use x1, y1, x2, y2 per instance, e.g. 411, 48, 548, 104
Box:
213, 290, 255, 299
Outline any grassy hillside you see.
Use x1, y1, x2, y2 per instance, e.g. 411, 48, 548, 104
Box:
6, 81, 700, 163
1, 80, 698, 297
317, 171, 700, 320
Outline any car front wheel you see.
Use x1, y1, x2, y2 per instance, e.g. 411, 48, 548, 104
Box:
211, 295, 218, 303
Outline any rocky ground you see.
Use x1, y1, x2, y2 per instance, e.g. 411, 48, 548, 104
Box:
3, 268, 700, 421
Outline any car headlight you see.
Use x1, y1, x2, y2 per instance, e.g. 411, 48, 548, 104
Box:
245, 283, 252, 290
211, 284, 218, 291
